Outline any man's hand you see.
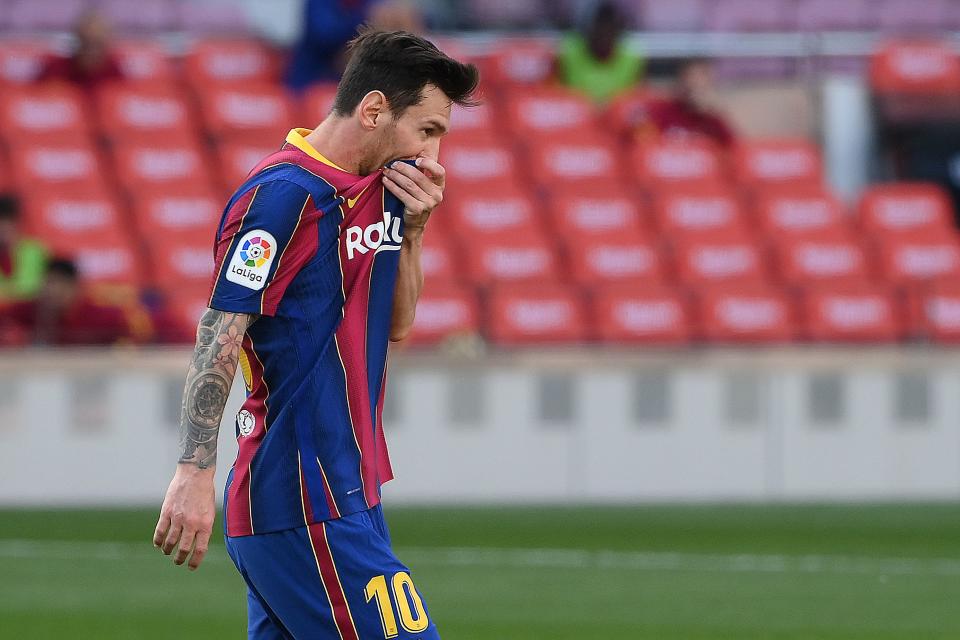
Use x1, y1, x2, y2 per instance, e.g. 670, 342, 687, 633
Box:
382, 157, 445, 230
154, 465, 216, 570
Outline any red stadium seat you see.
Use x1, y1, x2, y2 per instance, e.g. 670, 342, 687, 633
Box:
907, 281, 960, 342
695, 285, 795, 342
858, 183, 955, 238
487, 284, 586, 344
545, 187, 646, 241
875, 237, 960, 284
419, 236, 463, 284
592, 285, 692, 344
96, 86, 198, 143
406, 283, 480, 345
46, 234, 143, 286
528, 138, 624, 188
443, 189, 541, 241
733, 139, 823, 187
801, 285, 901, 342
23, 192, 123, 242
653, 187, 746, 238
144, 237, 215, 289
440, 141, 522, 197
200, 85, 296, 139
216, 141, 282, 191
131, 190, 222, 239
184, 39, 278, 87
505, 89, 598, 138
484, 39, 555, 86
773, 237, 873, 285
755, 188, 850, 239
672, 238, 768, 285
632, 140, 725, 187
302, 82, 338, 121
112, 142, 216, 194
871, 41, 960, 95
113, 41, 176, 85
8, 142, 106, 195
449, 101, 497, 137
0, 86, 90, 142
0, 40, 50, 85
566, 237, 666, 286
463, 236, 561, 285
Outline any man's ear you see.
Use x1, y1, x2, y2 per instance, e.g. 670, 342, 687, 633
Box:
358, 90, 389, 130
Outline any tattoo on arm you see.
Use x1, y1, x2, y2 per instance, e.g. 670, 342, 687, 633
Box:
178, 309, 253, 469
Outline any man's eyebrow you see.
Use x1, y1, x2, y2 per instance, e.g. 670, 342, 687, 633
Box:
424, 118, 448, 134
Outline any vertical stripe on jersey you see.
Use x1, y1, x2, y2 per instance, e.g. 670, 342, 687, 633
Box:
208, 185, 261, 307
297, 451, 315, 525
226, 333, 269, 536
260, 194, 319, 316
307, 523, 360, 640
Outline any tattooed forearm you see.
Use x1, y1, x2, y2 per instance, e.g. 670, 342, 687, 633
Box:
178, 308, 253, 469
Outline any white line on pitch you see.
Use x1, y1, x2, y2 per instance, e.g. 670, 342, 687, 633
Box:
2, 539, 960, 577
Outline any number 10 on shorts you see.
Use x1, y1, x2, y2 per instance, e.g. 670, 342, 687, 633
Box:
365, 571, 429, 637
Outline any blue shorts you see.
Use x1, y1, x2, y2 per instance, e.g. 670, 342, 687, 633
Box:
225, 505, 439, 640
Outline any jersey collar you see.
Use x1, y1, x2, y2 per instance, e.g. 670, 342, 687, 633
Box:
285, 128, 348, 172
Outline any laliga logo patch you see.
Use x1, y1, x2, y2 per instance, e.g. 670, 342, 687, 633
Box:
226, 229, 277, 290
237, 409, 255, 437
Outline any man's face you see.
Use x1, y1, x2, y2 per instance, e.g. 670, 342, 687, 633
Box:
361, 84, 452, 175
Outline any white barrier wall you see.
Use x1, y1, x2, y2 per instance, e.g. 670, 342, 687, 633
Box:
1, 348, 959, 506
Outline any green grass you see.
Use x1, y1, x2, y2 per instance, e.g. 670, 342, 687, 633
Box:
2, 504, 960, 639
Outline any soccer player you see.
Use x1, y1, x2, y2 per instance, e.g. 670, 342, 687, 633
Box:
152, 29, 478, 639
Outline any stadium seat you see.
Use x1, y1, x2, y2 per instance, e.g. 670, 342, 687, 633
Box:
144, 237, 216, 289
184, 39, 278, 88
875, 237, 960, 284
632, 140, 725, 187
442, 189, 542, 241
527, 138, 624, 189
486, 284, 586, 344
131, 190, 222, 240
653, 187, 747, 239
23, 192, 124, 243
772, 237, 873, 286
801, 285, 901, 342
907, 280, 960, 343
607, 88, 666, 136
796, 0, 870, 30
302, 82, 339, 122
695, 285, 795, 342
637, 0, 706, 31
8, 142, 106, 195
440, 141, 522, 198
96, 86, 198, 143
565, 237, 667, 286
0, 40, 50, 85
870, 41, 960, 95
419, 236, 463, 285
545, 186, 646, 241
99, 0, 176, 33
463, 236, 561, 285
176, 1, 252, 34
7, 0, 86, 31
591, 284, 692, 344
0, 86, 90, 143
754, 188, 850, 239
705, 0, 795, 31
216, 141, 282, 193
733, 139, 823, 188
111, 142, 216, 194
161, 284, 212, 343
112, 41, 177, 86
200, 85, 296, 140
483, 38, 555, 86
406, 282, 480, 345
45, 234, 144, 287
449, 101, 497, 138
857, 183, 955, 238
672, 238, 768, 285
505, 89, 599, 138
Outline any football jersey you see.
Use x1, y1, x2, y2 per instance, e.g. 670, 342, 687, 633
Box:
211, 128, 406, 537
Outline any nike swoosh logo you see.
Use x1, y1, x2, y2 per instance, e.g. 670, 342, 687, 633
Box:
346, 185, 370, 209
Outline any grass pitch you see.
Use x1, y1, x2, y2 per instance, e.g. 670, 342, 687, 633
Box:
2, 503, 960, 639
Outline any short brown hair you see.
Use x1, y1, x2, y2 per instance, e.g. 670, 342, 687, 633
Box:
332, 28, 480, 118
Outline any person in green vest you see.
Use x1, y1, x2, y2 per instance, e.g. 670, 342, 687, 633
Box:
0, 195, 48, 302
557, 1, 644, 104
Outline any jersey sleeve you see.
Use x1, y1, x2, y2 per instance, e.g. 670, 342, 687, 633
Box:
209, 179, 318, 317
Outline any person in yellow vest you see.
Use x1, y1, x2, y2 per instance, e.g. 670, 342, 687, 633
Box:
0, 195, 48, 302
557, 1, 644, 104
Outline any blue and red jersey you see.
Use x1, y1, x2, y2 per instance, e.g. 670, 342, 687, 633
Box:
210, 128, 405, 537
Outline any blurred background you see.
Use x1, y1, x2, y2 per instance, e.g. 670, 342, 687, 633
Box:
2, 0, 960, 638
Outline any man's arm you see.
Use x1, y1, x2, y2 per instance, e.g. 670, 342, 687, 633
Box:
153, 308, 253, 570
382, 157, 444, 342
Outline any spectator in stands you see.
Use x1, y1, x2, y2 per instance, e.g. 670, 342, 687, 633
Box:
0, 195, 48, 302
286, 0, 424, 90
37, 11, 124, 89
557, 0, 643, 104
0, 258, 134, 347
638, 58, 735, 147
